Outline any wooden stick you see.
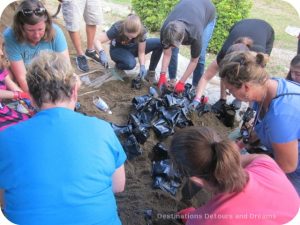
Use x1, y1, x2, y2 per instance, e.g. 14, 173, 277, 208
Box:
78, 69, 102, 77
78, 89, 100, 97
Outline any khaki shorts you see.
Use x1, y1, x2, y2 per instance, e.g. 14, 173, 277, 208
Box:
61, 0, 103, 32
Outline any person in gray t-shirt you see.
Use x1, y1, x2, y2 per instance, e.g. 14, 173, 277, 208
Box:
158, 0, 216, 93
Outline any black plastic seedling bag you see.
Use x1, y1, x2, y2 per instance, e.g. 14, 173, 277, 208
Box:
132, 95, 152, 111
160, 107, 181, 127
111, 123, 133, 137
219, 104, 236, 127
152, 176, 181, 196
152, 117, 173, 139
197, 103, 212, 117
151, 142, 169, 161
132, 126, 150, 144
123, 134, 143, 160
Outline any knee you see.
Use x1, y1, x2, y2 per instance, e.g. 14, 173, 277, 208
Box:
126, 59, 136, 70
117, 58, 136, 70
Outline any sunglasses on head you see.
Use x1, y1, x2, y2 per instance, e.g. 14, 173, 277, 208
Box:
21, 7, 47, 17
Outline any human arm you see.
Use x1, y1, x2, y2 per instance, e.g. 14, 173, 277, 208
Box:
157, 48, 172, 88
138, 41, 146, 68
4, 72, 22, 92
112, 164, 125, 193
94, 32, 110, 52
10, 60, 28, 92
0, 89, 29, 100
52, 24, 70, 62
160, 48, 172, 73
94, 32, 110, 67
178, 56, 199, 84
194, 59, 219, 99
272, 141, 298, 173
59, 49, 70, 63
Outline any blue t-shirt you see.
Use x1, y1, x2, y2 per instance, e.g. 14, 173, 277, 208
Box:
0, 107, 126, 225
4, 24, 68, 65
254, 78, 300, 178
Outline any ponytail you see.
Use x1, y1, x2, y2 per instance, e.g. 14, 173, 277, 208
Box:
210, 140, 247, 193
170, 127, 248, 194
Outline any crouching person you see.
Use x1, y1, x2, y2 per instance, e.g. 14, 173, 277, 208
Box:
170, 127, 299, 225
0, 52, 126, 225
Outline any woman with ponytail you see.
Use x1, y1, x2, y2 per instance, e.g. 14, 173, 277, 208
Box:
170, 126, 299, 225
191, 19, 274, 111
219, 51, 300, 195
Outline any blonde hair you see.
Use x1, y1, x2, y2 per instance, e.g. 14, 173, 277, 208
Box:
123, 14, 142, 34
0, 34, 9, 70
219, 51, 269, 89
13, 0, 54, 43
170, 127, 248, 194
26, 51, 76, 107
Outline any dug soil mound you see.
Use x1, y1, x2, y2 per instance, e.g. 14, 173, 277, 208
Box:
77, 70, 232, 225
1, 2, 232, 224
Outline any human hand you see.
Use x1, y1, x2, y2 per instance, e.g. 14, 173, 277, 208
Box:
13, 91, 30, 100
99, 50, 109, 68
174, 81, 185, 93
157, 72, 167, 89
139, 65, 147, 78
188, 99, 200, 111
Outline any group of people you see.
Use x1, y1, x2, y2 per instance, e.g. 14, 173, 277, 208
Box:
0, 0, 299, 224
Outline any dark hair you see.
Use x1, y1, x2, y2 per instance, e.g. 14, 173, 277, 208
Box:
234, 37, 253, 48
226, 43, 249, 55
286, 55, 300, 81
170, 127, 248, 194
13, 0, 54, 43
26, 51, 76, 108
162, 20, 185, 48
219, 51, 269, 89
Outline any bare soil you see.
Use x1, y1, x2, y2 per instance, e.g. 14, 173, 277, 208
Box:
0, 2, 235, 225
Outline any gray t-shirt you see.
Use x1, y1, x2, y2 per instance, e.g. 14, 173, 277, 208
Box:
160, 0, 216, 58
107, 21, 147, 47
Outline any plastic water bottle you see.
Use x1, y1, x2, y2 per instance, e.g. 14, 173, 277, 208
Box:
93, 96, 112, 114
149, 86, 159, 98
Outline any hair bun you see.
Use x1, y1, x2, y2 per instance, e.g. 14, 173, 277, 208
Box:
255, 53, 269, 67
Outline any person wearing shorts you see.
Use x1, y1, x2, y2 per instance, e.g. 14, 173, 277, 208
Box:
61, 0, 103, 72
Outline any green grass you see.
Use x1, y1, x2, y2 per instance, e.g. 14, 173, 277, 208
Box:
178, 0, 300, 74
109, 0, 131, 5
250, 0, 299, 50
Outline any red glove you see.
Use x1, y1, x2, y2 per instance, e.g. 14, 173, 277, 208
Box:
13, 91, 30, 100
157, 72, 167, 88
174, 81, 185, 93
194, 95, 209, 104
201, 95, 208, 104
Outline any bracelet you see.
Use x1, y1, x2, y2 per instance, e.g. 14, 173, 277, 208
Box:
13, 91, 20, 100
